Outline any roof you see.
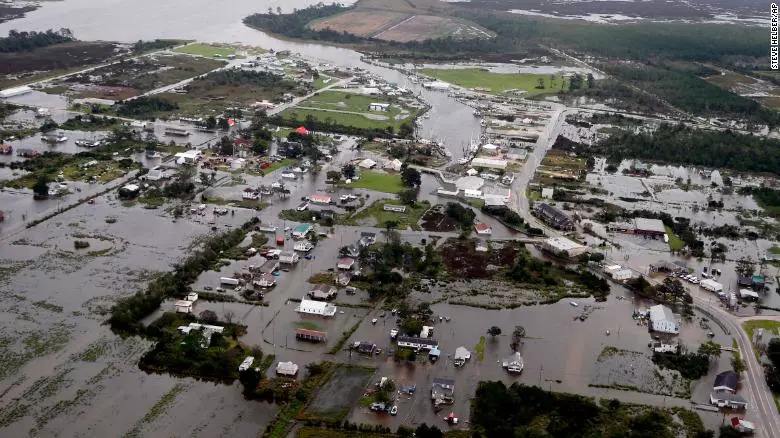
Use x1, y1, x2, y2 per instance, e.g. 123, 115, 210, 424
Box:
337, 257, 355, 267
276, 361, 299, 375
544, 237, 585, 252
296, 298, 337, 316
293, 223, 313, 234
711, 391, 747, 404
309, 194, 331, 203
471, 157, 508, 170
633, 218, 666, 234
475, 223, 492, 233
295, 126, 309, 135
714, 371, 738, 391
295, 328, 326, 338
454, 346, 471, 360
311, 283, 335, 293
397, 335, 438, 346
649, 304, 676, 323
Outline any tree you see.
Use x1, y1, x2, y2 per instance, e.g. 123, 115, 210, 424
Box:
32, 175, 49, 198
326, 170, 341, 183
205, 115, 217, 130
398, 188, 418, 205
401, 166, 421, 187
218, 136, 234, 156
415, 424, 443, 438
510, 325, 526, 351
731, 354, 746, 374
341, 163, 356, 179
401, 317, 423, 336
199, 309, 218, 323
697, 341, 722, 359
217, 118, 230, 130
768, 338, 780, 368
487, 326, 502, 337
223, 310, 235, 324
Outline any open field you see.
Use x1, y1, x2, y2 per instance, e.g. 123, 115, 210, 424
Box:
309, 10, 409, 38
343, 199, 431, 230
56, 53, 225, 100
340, 171, 404, 194
155, 70, 300, 118
421, 68, 568, 95
305, 0, 490, 43
298, 365, 374, 423
742, 320, 780, 342
0, 41, 120, 88
173, 42, 236, 59
375, 15, 492, 42
280, 91, 419, 132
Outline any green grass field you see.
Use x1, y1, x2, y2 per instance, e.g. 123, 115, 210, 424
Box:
665, 226, 685, 251
340, 171, 403, 194
343, 199, 430, 231
742, 320, 780, 342
174, 43, 236, 58
421, 68, 568, 96
281, 90, 418, 131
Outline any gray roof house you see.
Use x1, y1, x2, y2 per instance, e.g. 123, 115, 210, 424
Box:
713, 370, 738, 393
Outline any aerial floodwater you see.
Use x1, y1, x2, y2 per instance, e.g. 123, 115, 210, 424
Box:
2, 0, 780, 437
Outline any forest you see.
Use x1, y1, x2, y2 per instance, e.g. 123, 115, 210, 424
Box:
470, 381, 708, 437
0, 29, 75, 53
589, 124, 780, 175
602, 62, 780, 127
116, 96, 179, 118
243, 5, 767, 65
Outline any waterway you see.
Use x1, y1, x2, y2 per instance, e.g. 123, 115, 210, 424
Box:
0, 0, 482, 156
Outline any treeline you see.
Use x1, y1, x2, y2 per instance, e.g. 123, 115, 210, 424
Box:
201, 69, 295, 89
243, 4, 364, 44
0, 29, 75, 53
243, 4, 767, 64
117, 96, 179, 118
108, 221, 257, 335
603, 62, 780, 127
132, 39, 184, 53
590, 124, 780, 175
471, 381, 707, 437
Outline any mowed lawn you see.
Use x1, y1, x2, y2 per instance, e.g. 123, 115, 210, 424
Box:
341, 171, 404, 193
421, 68, 568, 96
281, 91, 418, 131
174, 43, 236, 58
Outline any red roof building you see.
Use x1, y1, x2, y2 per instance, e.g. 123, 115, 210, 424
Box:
295, 126, 310, 136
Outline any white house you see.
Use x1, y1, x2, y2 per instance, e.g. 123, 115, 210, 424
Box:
369, 103, 390, 112
649, 304, 679, 334
276, 361, 299, 376
396, 336, 438, 350
383, 158, 402, 172
539, 237, 587, 258
471, 157, 508, 170
279, 251, 300, 265
611, 269, 635, 282
358, 158, 377, 169
296, 298, 337, 316
294, 241, 314, 252
541, 187, 554, 199
253, 273, 276, 288
239, 356, 254, 372
174, 149, 201, 165
174, 300, 193, 313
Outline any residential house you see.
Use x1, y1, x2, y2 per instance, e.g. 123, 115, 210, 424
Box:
474, 223, 492, 235
309, 194, 332, 205
309, 284, 337, 301
260, 259, 279, 274
396, 336, 438, 351
369, 103, 390, 112
360, 232, 377, 247
358, 158, 377, 169
294, 240, 314, 252
296, 298, 337, 316
337, 257, 355, 270
533, 203, 574, 231
383, 158, 402, 172
292, 223, 313, 239
649, 304, 680, 334
502, 352, 524, 374
295, 328, 327, 343
353, 341, 377, 355
710, 391, 747, 410
454, 347, 471, 367
253, 273, 276, 288
431, 378, 455, 407
279, 251, 300, 265
174, 300, 194, 313
337, 271, 352, 286
539, 236, 587, 258
713, 371, 738, 393
383, 204, 406, 213
276, 361, 299, 376
242, 188, 260, 200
